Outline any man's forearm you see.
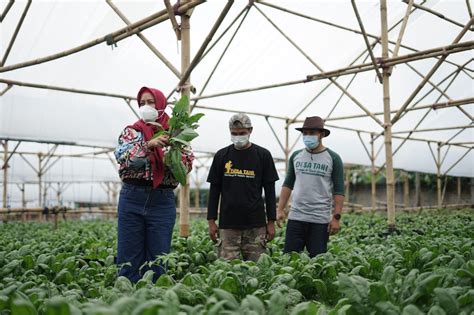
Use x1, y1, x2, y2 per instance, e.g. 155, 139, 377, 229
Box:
207, 183, 221, 220
264, 182, 276, 221
278, 186, 292, 213
333, 195, 344, 214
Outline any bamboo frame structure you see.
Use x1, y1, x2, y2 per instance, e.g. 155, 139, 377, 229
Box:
0, 1, 472, 228
0, 0, 205, 73
257, 0, 474, 75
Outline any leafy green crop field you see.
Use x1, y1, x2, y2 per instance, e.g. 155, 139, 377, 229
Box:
1, 210, 473, 314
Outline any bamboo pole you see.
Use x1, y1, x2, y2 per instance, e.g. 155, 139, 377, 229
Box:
1, 0, 32, 67
174, 0, 234, 94
457, 177, 462, 203
0, 84, 12, 96
415, 172, 421, 207
392, 124, 474, 135
350, 0, 383, 83
0, 0, 14, 22
370, 134, 377, 212
323, 97, 474, 122
381, 0, 396, 231
0, 78, 288, 122
257, 0, 474, 74
403, 0, 466, 29
2, 141, 7, 210
254, 4, 384, 127
179, 1, 191, 238
164, 0, 181, 39
391, 0, 413, 63
403, 171, 410, 208
106, 0, 181, 78
0, 1, 205, 73
467, 0, 473, 19
191, 41, 474, 102
437, 143, 442, 208
391, 18, 474, 125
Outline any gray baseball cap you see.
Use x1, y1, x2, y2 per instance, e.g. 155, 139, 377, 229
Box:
229, 113, 252, 129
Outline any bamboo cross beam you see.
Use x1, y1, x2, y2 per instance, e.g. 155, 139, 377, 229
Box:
174, 0, 234, 94
351, 0, 383, 83
1, 0, 32, 67
0, 78, 136, 100
106, 0, 181, 78
0, 0, 14, 22
0, 78, 288, 121
391, 17, 474, 125
391, 125, 474, 135
257, 0, 474, 74
403, 0, 467, 29
0, 1, 205, 73
255, 4, 384, 127
300, 97, 474, 123
192, 41, 473, 102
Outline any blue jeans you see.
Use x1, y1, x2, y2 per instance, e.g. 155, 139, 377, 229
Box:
283, 219, 329, 258
117, 183, 176, 283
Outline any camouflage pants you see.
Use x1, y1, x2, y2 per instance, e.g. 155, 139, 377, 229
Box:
217, 227, 266, 262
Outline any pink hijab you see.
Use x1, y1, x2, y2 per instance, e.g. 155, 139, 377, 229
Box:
128, 87, 170, 188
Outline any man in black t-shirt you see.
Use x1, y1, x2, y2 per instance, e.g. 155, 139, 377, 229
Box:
207, 113, 279, 261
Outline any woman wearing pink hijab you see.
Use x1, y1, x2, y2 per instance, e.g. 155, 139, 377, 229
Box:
114, 87, 194, 283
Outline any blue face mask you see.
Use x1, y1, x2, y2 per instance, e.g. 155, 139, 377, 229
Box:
303, 135, 319, 150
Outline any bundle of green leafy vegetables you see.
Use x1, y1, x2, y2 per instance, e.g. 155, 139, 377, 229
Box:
152, 96, 204, 185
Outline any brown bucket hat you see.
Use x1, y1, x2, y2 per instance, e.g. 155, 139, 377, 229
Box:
295, 116, 330, 137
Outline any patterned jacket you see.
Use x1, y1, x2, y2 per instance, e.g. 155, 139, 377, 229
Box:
114, 127, 194, 188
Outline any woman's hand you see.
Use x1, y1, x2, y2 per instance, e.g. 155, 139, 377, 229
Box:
147, 135, 169, 149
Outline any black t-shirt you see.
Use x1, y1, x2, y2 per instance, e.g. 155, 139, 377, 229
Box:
207, 144, 279, 229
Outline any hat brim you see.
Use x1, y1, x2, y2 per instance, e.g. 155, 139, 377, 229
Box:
295, 127, 330, 137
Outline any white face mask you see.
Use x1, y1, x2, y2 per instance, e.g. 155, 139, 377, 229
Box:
138, 105, 158, 122
231, 135, 250, 149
